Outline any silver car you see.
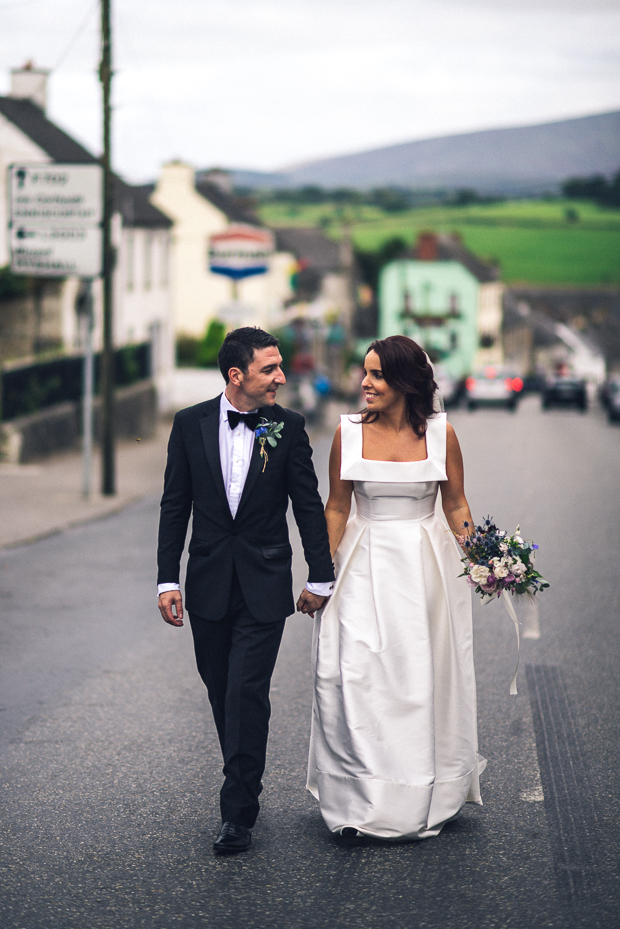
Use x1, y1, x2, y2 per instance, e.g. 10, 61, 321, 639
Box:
465, 367, 524, 411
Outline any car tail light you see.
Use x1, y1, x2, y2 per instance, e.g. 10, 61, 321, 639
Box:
466, 377, 476, 391
512, 377, 524, 392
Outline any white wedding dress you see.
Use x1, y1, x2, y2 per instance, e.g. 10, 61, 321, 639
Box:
307, 413, 486, 840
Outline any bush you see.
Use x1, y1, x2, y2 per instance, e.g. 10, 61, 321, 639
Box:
0, 266, 29, 299
197, 319, 227, 367
176, 335, 201, 367
176, 320, 227, 368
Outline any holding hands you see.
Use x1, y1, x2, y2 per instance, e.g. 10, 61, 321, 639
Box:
296, 588, 327, 618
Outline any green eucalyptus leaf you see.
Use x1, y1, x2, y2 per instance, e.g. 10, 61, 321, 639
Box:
267, 436, 277, 447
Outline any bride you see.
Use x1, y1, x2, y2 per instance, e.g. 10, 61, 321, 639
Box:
307, 335, 486, 841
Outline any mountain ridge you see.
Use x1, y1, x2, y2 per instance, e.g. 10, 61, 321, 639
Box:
230, 110, 620, 195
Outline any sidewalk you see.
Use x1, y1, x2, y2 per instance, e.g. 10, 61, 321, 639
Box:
0, 423, 171, 549
0, 399, 345, 550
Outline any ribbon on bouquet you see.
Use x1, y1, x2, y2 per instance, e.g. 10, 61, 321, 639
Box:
486, 591, 520, 695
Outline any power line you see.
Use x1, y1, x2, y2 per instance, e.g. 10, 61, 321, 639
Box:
50, 0, 100, 73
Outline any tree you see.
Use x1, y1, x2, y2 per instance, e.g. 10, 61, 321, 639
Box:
561, 170, 620, 207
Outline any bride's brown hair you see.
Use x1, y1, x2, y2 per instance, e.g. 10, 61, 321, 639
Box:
361, 335, 437, 437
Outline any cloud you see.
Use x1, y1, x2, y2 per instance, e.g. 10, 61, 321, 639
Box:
0, 0, 618, 179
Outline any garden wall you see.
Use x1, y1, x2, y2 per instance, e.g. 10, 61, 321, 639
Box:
0, 380, 157, 463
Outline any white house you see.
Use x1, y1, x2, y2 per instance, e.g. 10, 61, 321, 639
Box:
150, 161, 298, 337
0, 63, 174, 387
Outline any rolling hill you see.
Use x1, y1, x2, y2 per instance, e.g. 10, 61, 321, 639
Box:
232, 110, 620, 194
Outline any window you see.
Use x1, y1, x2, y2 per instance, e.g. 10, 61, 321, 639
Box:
126, 231, 134, 291
160, 233, 169, 287
144, 232, 153, 290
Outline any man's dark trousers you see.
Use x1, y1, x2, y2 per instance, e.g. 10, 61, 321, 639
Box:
189, 567, 285, 828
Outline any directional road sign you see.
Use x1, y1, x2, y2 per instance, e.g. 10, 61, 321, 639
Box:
8, 163, 103, 277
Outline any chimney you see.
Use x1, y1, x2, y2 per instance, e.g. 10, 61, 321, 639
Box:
10, 61, 49, 111
198, 168, 233, 193
416, 232, 438, 261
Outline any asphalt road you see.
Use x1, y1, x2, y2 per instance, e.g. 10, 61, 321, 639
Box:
0, 396, 618, 929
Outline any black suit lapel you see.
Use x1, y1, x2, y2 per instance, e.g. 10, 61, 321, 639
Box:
199, 401, 228, 508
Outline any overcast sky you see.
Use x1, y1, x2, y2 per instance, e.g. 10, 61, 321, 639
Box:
1, 0, 619, 183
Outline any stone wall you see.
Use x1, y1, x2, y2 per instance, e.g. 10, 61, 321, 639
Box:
0, 379, 157, 463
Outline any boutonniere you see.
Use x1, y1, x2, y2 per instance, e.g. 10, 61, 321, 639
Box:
255, 418, 284, 472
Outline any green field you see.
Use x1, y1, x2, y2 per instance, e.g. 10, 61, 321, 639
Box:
258, 199, 620, 286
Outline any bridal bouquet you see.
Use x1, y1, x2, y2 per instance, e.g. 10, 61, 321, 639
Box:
458, 517, 549, 601
458, 518, 549, 695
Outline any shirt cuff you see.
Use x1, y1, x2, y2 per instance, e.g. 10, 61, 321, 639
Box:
306, 580, 334, 597
158, 583, 181, 598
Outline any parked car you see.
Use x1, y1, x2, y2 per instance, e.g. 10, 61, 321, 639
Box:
521, 373, 546, 394
600, 374, 620, 422
432, 364, 462, 409
541, 374, 587, 412
465, 367, 524, 411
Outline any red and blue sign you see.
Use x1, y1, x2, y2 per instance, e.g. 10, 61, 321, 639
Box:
209, 225, 274, 281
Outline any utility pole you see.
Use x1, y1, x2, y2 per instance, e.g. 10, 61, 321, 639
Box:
99, 0, 115, 494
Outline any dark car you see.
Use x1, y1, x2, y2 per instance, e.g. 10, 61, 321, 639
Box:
600, 374, 620, 422
542, 375, 587, 412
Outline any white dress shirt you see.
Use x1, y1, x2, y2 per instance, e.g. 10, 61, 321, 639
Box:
158, 392, 333, 598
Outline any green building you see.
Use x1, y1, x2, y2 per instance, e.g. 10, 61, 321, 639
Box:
378, 233, 504, 379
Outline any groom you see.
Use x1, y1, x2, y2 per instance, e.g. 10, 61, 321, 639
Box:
157, 327, 334, 853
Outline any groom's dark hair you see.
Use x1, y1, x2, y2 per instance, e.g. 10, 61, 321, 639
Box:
218, 326, 279, 383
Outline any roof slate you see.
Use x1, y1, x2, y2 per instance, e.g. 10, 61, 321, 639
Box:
274, 227, 342, 272
194, 179, 260, 224
0, 96, 171, 229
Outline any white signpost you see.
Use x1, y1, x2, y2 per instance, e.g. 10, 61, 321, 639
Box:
8, 163, 103, 496
8, 163, 103, 277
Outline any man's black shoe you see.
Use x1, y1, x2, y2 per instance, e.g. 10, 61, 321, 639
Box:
213, 822, 252, 854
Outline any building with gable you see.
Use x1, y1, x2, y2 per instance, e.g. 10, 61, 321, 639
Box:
378, 232, 504, 378
0, 63, 174, 384
149, 163, 354, 340
149, 162, 294, 339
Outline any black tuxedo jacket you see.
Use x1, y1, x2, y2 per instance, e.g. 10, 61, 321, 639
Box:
157, 396, 334, 622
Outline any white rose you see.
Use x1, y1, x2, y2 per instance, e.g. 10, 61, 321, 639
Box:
512, 560, 526, 575
470, 564, 490, 584
495, 565, 509, 578
514, 535, 524, 545
499, 543, 508, 553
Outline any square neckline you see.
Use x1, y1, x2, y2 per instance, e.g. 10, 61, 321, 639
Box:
340, 413, 448, 483
360, 422, 428, 464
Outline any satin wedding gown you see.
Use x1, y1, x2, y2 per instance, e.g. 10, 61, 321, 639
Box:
307, 413, 486, 840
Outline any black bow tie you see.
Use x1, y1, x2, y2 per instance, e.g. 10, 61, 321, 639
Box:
227, 410, 260, 431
